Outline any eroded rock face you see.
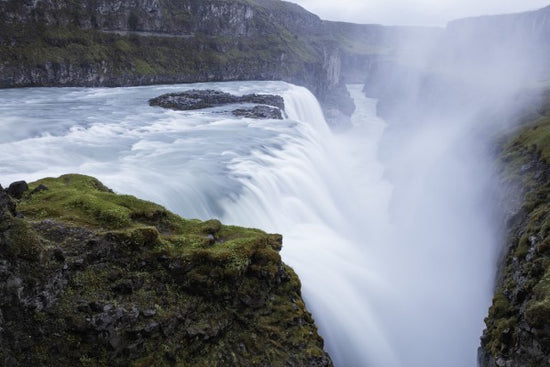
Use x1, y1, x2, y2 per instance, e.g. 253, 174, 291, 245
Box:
0, 174, 332, 366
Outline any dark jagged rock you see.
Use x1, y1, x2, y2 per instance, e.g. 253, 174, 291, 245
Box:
6, 181, 28, 199
150, 90, 239, 110
232, 105, 283, 119
149, 89, 285, 112
0, 174, 332, 366
149, 89, 285, 120
245, 93, 285, 110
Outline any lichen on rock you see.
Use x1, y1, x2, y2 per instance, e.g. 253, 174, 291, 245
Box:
0, 174, 332, 366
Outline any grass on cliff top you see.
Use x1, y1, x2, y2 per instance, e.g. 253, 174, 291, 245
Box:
19, 174, 282, 264
12, 174, 326, 366
483, 89, 550, 360
502, 90, 550, 165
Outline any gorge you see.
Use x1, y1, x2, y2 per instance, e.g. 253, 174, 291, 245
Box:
1, 0, 550, 366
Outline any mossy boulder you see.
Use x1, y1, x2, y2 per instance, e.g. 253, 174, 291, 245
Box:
0, 174, 332, 366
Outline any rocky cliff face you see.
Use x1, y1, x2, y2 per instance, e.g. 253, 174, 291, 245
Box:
479, 91, 550, 367
0, 174, 332, 366
0, 0, 354, 125
359, 6, 550, 365
0, 0, 438, 128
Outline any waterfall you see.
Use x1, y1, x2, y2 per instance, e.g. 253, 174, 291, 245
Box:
218, 85, 400, 366
0, 81, 500, 367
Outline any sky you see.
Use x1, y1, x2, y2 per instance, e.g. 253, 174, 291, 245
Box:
292, 0, 550, 26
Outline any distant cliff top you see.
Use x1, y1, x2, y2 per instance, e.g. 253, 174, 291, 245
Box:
0, 0, 421, 126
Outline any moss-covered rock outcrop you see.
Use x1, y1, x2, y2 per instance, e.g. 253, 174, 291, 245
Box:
479, 90, 550, 366
0, 174, 332, 366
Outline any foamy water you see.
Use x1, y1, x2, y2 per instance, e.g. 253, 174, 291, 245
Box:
0, 81, 499, 366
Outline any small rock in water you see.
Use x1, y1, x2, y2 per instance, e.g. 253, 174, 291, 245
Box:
232, 105, 283, 119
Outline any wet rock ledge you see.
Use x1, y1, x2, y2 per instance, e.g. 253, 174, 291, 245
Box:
0, 174, 332, 366
149, 89, 285, 119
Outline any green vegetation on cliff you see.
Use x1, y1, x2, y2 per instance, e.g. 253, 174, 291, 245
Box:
480, 90, 550, 366
0, 22, 317, 87
0, 174, 332, 366
0, 0, 328, 94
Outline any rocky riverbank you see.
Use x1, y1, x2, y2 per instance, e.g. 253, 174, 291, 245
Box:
0, 174, 332, 366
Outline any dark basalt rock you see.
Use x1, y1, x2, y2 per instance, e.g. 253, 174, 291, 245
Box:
149, 90, 238, 110
149, 89, 285, 119
6, 181, 28, 199
232, 105, 283, 119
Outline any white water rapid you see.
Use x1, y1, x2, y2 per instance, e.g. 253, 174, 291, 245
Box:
0, 81, 499, 366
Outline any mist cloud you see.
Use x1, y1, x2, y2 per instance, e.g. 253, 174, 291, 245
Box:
292, 0, 549, 26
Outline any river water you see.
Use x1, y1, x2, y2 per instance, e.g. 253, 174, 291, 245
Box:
0, 81, 499, 366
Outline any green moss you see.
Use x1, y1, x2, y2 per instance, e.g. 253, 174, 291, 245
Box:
525, 268, 550, 327
4, 174, 327, 365
0, 214, 42, 260
488, 291, 513, 319
511, 116, 550, 164
21, 174, 174, 230
114, 39, 132, 53
0, 19, 331, 88
515, 234, 531, 259
134, 59, 156, 75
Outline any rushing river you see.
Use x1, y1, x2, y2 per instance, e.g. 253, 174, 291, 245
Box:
0, 81, 499, 366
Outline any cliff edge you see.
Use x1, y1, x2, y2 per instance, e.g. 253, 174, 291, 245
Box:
479, 91, 550, 366
0, 174, 332, 366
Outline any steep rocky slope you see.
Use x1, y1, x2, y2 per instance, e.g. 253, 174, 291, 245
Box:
479, 91, 550, 367
359, 7, 550, 364
0, 174, 332, 366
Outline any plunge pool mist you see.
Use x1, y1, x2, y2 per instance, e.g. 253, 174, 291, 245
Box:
0, 81, 500, 366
